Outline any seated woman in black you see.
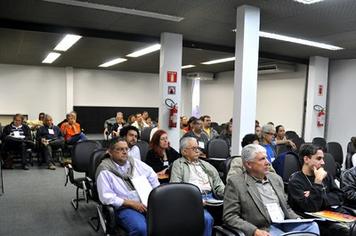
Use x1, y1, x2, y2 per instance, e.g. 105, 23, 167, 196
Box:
145, 129, 180, 179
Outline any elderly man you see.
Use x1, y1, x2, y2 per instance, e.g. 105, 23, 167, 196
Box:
36, 114, 64, 170
120, 125, 141, 160
223, 144, 319, 236
288, 144, 350, 235
96, 138, 159, 236
260, 124, 277, 163
170, 137, 225, 236
60, 112, 87, 144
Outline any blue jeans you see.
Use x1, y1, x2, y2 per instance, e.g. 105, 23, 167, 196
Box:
269, 222, 320, 235
67, 132, 87, 144
202, 193, 215, 236
116, 208, 147, 236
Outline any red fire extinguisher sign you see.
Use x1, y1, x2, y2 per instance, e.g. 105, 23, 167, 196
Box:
167, 71, 177, 83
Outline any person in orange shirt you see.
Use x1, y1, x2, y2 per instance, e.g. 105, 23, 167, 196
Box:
60, 112, 87, 144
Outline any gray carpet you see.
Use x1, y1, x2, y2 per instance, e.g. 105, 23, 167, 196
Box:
0, 165, 102, 236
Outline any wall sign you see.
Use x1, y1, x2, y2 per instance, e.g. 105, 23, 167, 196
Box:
167, 71, 177, 83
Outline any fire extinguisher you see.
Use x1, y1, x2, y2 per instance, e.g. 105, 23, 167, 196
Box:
165, 98, 178, 128
313, 105, 325, 128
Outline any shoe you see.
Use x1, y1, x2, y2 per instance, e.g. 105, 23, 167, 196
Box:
23, 165, 30, 170
48, 164, 56, 170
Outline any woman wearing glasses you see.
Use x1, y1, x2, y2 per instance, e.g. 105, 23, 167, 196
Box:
145, 129, 180, 179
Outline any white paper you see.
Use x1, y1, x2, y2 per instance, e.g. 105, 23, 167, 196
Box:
273, 218, 317, 224
131, 175, 153, 207
48, 129, 54, 135
205, 199, 223, 206
266, 203, 285, 222
198, 141, 205, 149
13, 131, 20, 137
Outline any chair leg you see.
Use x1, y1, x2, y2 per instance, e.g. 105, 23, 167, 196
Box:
71, 187, 86, 210
88, 207, 101, 232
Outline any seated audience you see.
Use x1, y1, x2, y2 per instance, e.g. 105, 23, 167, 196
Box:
103, 113, 120, 137
184, 116, 196, 133
201, 115, 219, 140
288, 143, 350, 235
57, 111, 80, 128
350, 137, 356, 167
36, 114, 64, 170
127, 114, 136, 125
260, 124, 277, 163
219, 121, 232, 148
170, 137, 225, 236
1, 114, 34, 170
132, 113, 148, 133
26, 112, 45, 130
145, 130, 180, 177
142, 111, 149, 122
119, 125, 141, 160
255, 125, 262, 139
224, 144, 319, 236
275, 125, 296, 149
145, 117, 153, 127
182, 117, 209, 156
109, 112, 126, 138
60, 112, 87, 144
96, 138, 159, 236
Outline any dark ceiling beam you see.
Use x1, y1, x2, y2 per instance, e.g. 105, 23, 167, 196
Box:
0, 18, 308, 64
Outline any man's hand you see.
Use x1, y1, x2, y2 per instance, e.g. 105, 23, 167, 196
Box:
254, 229, 271, 236
288, 140, 297, 150
124, 199, 147, 213
313, 166, 327, 184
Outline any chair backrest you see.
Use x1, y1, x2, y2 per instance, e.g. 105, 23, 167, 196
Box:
136, 140, 149, 162
323, 153, 337, 179
346, 141, 356, 169
312, 137, 327, 152
327, 142, 344, 166
283, 153, 301, 182
141, 127, 153, 143
87, 148, 108, 201
276, 144, 291, 156
147, 183, 205, 236
72, 140, 102, 173
207, 139, 229, 159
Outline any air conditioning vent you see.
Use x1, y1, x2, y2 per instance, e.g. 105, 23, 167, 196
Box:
258, 63, 296, 74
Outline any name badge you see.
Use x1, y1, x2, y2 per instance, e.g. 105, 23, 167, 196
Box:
266, 203, 284, 222
198, 141, 205, 149
48, 129, 54, 135
163, 161, 169, 167
13, 131, 20, 137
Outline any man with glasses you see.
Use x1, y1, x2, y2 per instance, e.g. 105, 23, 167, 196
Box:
260, 124, 277, 163
96, 138, 159, 236
170, 137, 225, 236
120, 125, 141, 160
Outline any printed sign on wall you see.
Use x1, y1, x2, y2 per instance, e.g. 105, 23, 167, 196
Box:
167, 71, 177, 83
168, 86, 176, 95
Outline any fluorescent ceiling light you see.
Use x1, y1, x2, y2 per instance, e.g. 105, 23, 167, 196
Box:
182, 65, 196, 69
259, 31, 343, 50
99, 58, 127, 67
42, 52, 61, 64
126, 44, 161, 57
43, 0, 184, 22
201, 57, 235, 65
293, 0, 324, 4
54, 34, 82, 51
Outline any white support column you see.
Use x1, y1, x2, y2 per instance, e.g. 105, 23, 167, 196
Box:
191, 79, 201, 118
159, 33, 183, 150
65, 67, 74, 113
304, 56, 329, 141
231, 5, 260, 156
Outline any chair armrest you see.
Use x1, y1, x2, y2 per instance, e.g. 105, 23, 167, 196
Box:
214, 225, 245, 236
102, 204, 117, 234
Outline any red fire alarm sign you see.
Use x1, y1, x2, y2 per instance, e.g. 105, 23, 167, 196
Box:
167, 71, 177, 83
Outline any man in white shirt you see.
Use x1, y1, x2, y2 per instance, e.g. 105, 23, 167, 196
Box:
119, 125, 141, 160
96, 138, 159, 236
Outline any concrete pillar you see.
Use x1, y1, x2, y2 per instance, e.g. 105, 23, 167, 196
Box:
231, 5, 260, 156
159, 33, 183, 150
304, 56, 329, 141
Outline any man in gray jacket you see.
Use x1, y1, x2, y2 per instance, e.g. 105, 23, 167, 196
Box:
170, 137, 225, 236
223, 144, 319, 236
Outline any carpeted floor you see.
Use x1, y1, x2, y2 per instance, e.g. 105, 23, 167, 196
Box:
0, 164, 102, 236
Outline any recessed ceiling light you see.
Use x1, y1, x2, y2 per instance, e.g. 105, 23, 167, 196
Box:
293, 0, 324, 4
99, 58, 127, 67
182, 65, 196, 69
259, 31, 343, 50
126, 44, 161, 57
201, 57, 235, 65
43, 0, 184, 22
42, 52, 61, 64
54, 34, 82, 51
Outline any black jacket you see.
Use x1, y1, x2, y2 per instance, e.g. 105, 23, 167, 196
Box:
1, 123, 32, 141
145, 147, 180, 173
288, 171, 344, 213
341, 167, 356, 207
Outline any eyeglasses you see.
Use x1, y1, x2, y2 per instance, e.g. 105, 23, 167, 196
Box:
113, 147, 129, 152
186, 146, 200, 152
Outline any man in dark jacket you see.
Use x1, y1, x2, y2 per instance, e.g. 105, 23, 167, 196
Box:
1, 114, 33, 170
341, 166, 356, 208
36, 114, 64, 170
288, 143, 350, 235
